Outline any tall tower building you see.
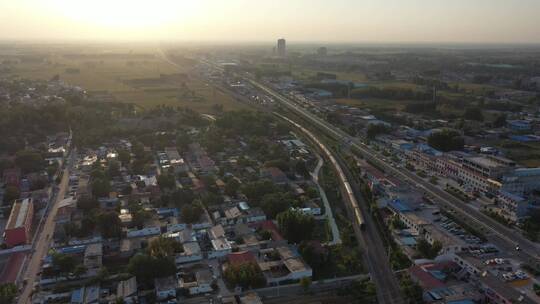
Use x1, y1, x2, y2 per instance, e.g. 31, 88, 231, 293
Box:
277, 38, 286, 57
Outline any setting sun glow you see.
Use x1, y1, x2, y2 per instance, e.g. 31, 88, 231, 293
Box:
48, 0, 201, 28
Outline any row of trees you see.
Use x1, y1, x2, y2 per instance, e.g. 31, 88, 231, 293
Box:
427, 129, 464, 152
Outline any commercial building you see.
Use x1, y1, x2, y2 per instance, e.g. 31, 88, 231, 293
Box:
4, 198, 34, 247
496, 191, 533, 222
277, 38, 286, 57
501, 167, 540, 195
456, 156, 513, 193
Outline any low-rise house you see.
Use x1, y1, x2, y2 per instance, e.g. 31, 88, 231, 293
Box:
423, 225, 465, 255
116, 277, 137, 304
179, 269, 213, 295
214, 205, 267, 226
83, 243, 102, 270
507, 120, 531, 131
207, 225, 233, 259
175, 242, 203, 264
239, 292, 263, 304
127, 226, 161, 238
155, 276, 177, 301
70, 285, 100, 304
258, 246, 312, 285
209, 237, 232, 259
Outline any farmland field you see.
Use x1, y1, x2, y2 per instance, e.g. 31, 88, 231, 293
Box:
0, 44, 247, 113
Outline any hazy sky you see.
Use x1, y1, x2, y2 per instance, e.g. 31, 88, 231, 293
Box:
1, 0, 539, 43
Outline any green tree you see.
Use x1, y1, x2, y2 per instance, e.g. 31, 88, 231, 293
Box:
277, 209, 315, 243
15, 150, 44, 173
92, 178, 111, 198
225, 178, 240, 197
108, 160, 121, 177
295, 160, 310, 178
170, 189, 195, 208
223, 262, 266, 288
3, 186, 20, 203
463, 106, 484, 121
117, 149, 131, 165
400, 275, 424, 303
493, 114, 507, 128
427, 129, 464, 152
127, 254, 176, 286
416, 239, 442, 259
73, 264, 88, 279
261, 192, 295, 219
148, 236, 183, 258
77, 195, 98, 212
181, 202, 203, 224
242, 180, 278, 204
52, 253, 76, 277
300, 277, 312, 291
0, 283, 17, 304
97, 211, 122, 239
366, 124, 390, 140
157, 174, 176, 190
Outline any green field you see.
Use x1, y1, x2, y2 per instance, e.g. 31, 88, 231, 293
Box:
1, 45, 247, 113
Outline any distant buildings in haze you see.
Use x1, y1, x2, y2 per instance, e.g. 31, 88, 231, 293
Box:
317, 47, 327, 56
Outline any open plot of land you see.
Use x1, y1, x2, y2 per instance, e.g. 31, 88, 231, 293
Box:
1, 45, 247, 113
335, 98, 413, 111
480, 139, 540, 167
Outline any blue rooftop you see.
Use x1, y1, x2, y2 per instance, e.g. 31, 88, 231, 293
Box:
70, 287, 84, 304
389, 199, 411, 213
400, 237, 417, 246
58, 245, 86, 255
447, 300, 475, 304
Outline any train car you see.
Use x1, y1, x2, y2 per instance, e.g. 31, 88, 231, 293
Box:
354, 206, 366, 230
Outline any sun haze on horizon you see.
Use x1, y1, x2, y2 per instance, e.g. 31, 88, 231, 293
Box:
0, 0, 539, 44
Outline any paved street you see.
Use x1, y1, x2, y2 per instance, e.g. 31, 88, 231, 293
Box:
17, 152, 74, 304
311, 156, 341, 246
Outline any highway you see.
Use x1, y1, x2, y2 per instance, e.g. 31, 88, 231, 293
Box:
18, 151, 75, 304
245, 75, 540, 271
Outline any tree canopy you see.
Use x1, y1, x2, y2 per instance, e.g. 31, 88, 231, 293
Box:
427, 129, 464, 152
277, 209, 315, 243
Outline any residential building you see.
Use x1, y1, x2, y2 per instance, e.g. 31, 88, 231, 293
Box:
179, 269, 213, 295
507, 120, 531, 131
176, 242, 203, 264
70, 285, 100, 304
258, 246, 312, 284
155, 276, 178, 300
83, 243, 102, 269
116, 277, 138, 304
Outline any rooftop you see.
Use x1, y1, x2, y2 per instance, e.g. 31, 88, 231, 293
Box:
6, 198, 32, 230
